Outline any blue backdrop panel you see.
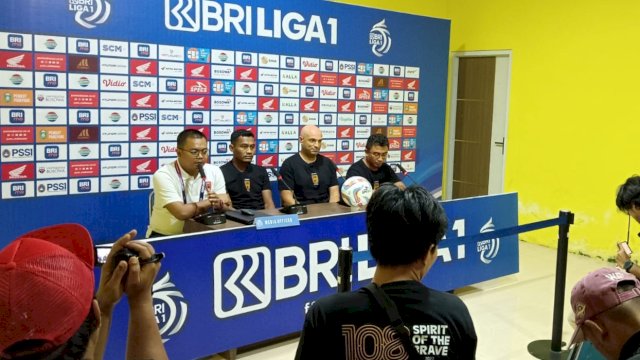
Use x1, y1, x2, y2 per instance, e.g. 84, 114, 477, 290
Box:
0, 0, 450, 244
98, 193, 518, 359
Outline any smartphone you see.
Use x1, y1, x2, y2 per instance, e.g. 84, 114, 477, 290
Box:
618, 242, 633, 255
94, 245, 112, 267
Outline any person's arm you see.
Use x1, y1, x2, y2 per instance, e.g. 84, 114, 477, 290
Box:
281, 189, 296, 207
393, 181, 407, 190
328, 185, 340, 203
165, 200, 210, 220
616, 248, 640, 278
123, 241, 168, 360
93, 230, 137, 360
262, 189, 276, 209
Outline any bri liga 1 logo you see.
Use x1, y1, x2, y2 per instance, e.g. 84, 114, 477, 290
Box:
369, 19, 391, 57
68, 0, 111, 29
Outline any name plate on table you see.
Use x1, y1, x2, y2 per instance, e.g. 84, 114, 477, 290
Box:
255, 214, 300, 229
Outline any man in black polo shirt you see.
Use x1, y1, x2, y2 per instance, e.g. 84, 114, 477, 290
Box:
279, 125, 339, 206
220, 130, 275, 210
347, 134, 406, 191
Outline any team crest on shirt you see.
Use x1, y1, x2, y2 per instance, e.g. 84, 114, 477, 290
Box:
244, 178, 251, 192
311, 172, 319, 186
373, 180, 380, 190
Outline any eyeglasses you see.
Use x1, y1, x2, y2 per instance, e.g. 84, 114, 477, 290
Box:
179, 148, 208, 157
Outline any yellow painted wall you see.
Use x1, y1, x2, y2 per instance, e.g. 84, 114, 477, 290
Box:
332, 0, 639, 261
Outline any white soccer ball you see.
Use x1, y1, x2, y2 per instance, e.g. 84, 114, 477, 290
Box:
341, 176, 373, 208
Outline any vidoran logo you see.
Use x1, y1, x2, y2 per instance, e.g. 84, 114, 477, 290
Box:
152, 273, 188, 342
164, 0, 337, 44
368, 19, 391, 57
477, 218, 500, 264
69, 0, 111, 29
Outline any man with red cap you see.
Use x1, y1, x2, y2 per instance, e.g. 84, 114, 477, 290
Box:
570, 267, 640, 359
0, 224, 168, 360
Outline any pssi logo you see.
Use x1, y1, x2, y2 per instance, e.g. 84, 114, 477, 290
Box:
368, 19, 391, 57
152, 273, 188, 342
69, 0, 112, 29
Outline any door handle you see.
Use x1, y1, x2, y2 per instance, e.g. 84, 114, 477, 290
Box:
494, 137, 505, 155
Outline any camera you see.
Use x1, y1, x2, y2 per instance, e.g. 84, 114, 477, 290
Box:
112, 247, 139, 267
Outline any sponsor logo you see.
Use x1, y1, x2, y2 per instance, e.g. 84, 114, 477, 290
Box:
77, 179, 92, 192
186, 63, 210, 78
8, 34, 23, 49
131, 126, 158, 141
69, 91, 99, 108
166, 79, 178, 91
2, 127, 34, 143
76, 39, 91, 53
152, 273, 188, 341
42, 73, 59, 87
36, 127, 67, 143
236, 67, 256, 81
131, 158, 157, 174
138, 44, 151, 57
68, 55, 99, 72
69, 126, 99, 142
131, 59, 158, 76
186, 47, 210, 62
186, 79, 209, 93
10, 183, 27, 197
164, 1, 338, 45
2, 163, 34, 180
138, 176, 151, 188
69, 0, 111, 29
1, 52, 32, 70
9, 110, 25, 124
478, 218, 501, 264
131, 93, 158, 108
108, 144, 122, 157
69, 160, 99, 177
369, 19, 391, 57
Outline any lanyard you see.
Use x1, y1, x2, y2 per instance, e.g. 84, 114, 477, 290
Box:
174, 161, 205, 204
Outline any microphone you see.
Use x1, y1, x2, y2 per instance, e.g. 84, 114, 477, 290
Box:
194, 163, 226, 225
393, 163, 419, 186
271, 167, 307, 215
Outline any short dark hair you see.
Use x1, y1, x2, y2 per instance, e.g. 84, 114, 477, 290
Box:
230, 129, 255, 144
3, 308, 98, 359
177, 129, 207, 148
366, 134, 389, 150
366, 184, 448, 266
616, 175, 640, 211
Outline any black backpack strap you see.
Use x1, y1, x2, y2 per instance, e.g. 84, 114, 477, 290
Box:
363, 283, 421, 359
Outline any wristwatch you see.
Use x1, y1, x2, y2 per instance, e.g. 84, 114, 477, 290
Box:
624, 260, 635, 273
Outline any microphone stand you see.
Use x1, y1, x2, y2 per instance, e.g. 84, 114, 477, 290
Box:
393, 163, 419, 186
271, 168, 307, 215
195, 164, 226, 225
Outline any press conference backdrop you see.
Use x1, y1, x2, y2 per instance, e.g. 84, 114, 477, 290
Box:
0, 0, 450, 244
100, 192, 518, 359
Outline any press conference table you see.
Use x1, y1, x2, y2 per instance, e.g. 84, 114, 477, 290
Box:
183, 202, 360, 233
102, 194, 518, 359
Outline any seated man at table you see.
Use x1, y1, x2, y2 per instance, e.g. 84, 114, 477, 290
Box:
221, 129, 275, 210
148, 129, 231, 237
295, 184, 477, 359
346, 134, 406, 191
279, 125, 340, 206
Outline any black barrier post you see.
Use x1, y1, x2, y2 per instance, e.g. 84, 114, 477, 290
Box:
337, 247, 353, 293
528, 210, 575, 360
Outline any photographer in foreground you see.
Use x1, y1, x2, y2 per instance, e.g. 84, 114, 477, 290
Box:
0, 224, 167, 360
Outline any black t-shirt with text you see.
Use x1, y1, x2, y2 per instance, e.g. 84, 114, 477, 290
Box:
279, 153, 338, 205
